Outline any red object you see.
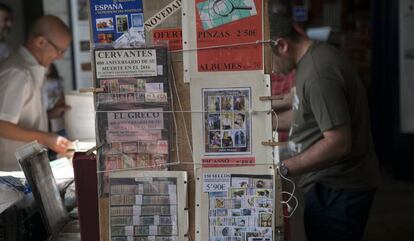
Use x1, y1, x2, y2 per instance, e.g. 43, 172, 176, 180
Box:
195, 0, 263, 72
152, 28, 183, 51
202, 156, 255, 167
271, 72, 294, 96
271, 72, 295, 142
73, 152, 100, 241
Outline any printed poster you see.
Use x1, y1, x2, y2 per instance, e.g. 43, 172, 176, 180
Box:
195, 0, 263, 72
204, 173, 274, 241
89, 0, 145, 47
203, 88, 251, 154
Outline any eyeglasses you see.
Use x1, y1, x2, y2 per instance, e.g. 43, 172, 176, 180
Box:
266, 39, 281, 54
45, 37, 67, 55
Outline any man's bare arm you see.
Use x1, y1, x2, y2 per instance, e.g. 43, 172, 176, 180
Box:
273, 109, 293, 131
282, 123, 352, 175
0, 120, 71, 153
271, 91, 292, 111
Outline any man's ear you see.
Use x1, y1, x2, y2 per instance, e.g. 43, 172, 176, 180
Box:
33, 35, 47, 48
277, 38, 289, 54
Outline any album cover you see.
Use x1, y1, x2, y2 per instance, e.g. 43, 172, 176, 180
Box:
203, 88, 251, 154
89, 0, 145, 46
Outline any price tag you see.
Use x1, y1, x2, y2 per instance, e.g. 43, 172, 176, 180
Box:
203, 173, 231, 192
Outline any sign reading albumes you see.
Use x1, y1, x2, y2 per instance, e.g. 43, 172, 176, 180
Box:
95, 49, 157, 78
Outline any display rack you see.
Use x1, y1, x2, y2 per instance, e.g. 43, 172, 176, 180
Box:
84, 1, 285, 241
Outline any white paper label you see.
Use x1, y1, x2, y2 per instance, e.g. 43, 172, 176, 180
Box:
144, 0, 182, 32
203, 173, 231, 192
95, 49, 157, 78
107, 108, 164, 131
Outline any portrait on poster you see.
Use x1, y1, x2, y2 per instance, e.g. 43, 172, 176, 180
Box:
203, 88, 251, 154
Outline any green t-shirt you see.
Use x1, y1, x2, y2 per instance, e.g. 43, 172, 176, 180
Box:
290, 41, 379, 190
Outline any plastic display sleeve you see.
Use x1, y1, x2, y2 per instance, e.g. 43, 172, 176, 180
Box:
93, 46, 170, 111
195, 165, 276, 241
93, 44, 173, 196
109, 171, 188, 241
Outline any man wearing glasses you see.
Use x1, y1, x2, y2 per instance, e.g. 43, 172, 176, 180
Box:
0, 3, 13, 61
268, 3, 379, 241
0, 15, 72, 171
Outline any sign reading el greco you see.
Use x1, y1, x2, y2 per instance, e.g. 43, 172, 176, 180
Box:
107, 109, 164, 130
97, 108, 170, 172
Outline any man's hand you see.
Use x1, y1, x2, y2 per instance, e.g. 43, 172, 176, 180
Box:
0, 120, 72, 154
42, 133, 72, 154
283, 123, 352, 176
47, 97, 71, 119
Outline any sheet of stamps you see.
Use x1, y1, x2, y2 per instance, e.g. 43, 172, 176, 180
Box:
206, 174, 274, 241
109, 176, 179, 240
203, 88, 251, 154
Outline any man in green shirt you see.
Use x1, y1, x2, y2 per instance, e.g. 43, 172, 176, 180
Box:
269, 4, 380, 241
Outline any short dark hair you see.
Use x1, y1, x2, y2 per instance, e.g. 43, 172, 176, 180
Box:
268, 1, 300, 41
0, 3, 12, 14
